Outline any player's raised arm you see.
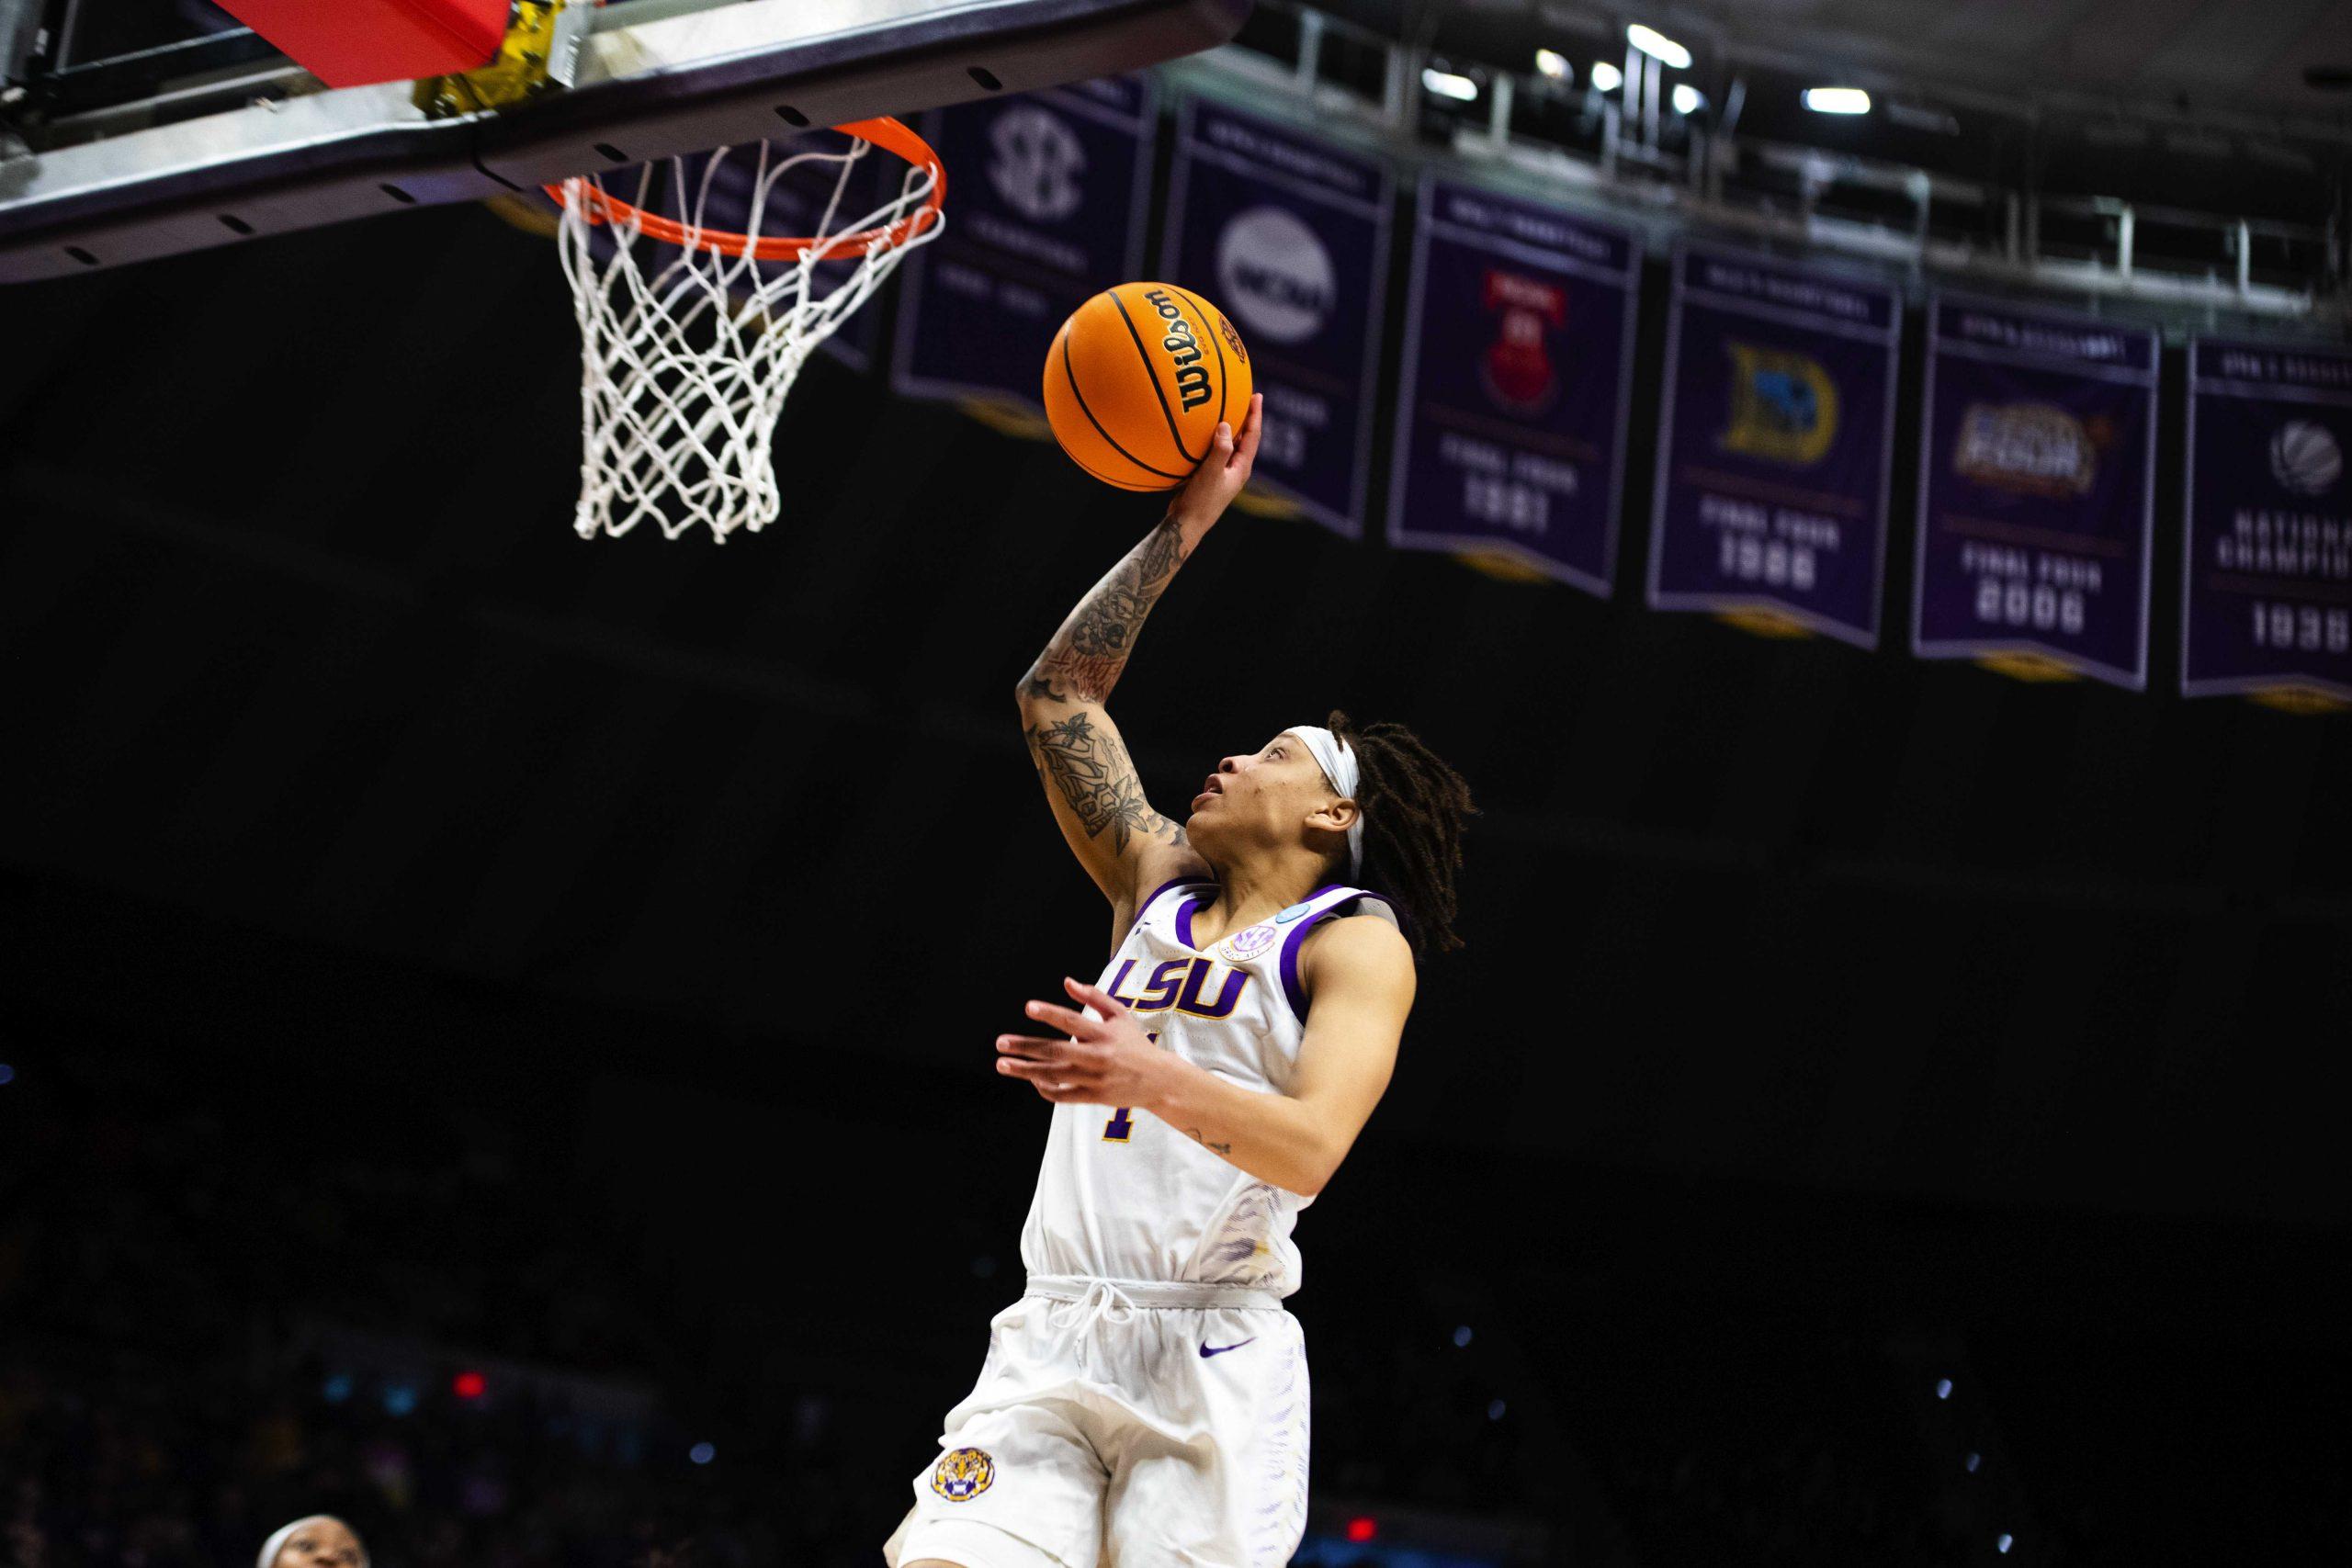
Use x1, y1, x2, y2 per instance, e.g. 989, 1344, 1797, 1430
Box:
1015, 394, 1261, 926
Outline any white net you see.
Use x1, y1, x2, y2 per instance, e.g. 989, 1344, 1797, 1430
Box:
554, 132, 943, 542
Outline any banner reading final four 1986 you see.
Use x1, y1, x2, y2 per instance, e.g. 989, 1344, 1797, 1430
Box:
1914, 297, 2158, 688
892, 76, 1158, 406
1388, 175, 1640, 594
1646, 245, 1902, 644
2183, 338, 2352, 705
1165, 97, 1392, 536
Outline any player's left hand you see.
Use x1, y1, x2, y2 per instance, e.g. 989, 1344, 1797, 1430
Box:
995, 976, 1173, 1108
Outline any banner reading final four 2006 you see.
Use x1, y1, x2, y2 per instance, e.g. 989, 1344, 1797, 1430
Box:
1647, 245, 1902, 643
1387, 175, 1639, 592
1165, 97, 1392, 535
2182, 338, 2352, 705
891, 76, 1158, 405
1914, 297, 2158, 687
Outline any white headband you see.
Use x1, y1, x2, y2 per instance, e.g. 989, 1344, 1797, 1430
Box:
1288, 725, 1363, 879
258, 1520, 367, 1568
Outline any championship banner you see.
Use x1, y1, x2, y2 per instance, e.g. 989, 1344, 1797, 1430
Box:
890, 76, 1158, 405
1165, 97, 1393, 535
1388, 176, 1639, 593
1913, 297, 2158, 687
1645, 245, 1901, 645
2182, 338, 2352, 706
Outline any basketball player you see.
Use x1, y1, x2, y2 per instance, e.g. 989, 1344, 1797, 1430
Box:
256, 1515, 367, 1568
884, 393, 1475, 1567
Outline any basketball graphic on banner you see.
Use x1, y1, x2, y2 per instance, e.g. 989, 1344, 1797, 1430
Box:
2268, 419, 2343, 496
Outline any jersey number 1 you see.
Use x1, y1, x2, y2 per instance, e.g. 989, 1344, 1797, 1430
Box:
1102, 1032, 1159, 1142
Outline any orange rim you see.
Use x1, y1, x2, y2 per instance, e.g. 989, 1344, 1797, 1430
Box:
543, 117, 944, 260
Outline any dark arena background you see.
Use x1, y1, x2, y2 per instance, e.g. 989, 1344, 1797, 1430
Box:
4, 2, 2350, 1565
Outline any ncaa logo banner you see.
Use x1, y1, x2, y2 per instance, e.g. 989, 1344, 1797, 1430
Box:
1913, 297, 2159, 688
2181, 338, 2352, 706
892, 76, 1159, 407
1389, 175, 1640, 594
1647, 244, 1902, 645
1164, 97, 1394, 536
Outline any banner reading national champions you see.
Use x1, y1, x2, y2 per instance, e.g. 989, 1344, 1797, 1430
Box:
1646, 244, 1902, 643
1165, 97, 1393, 536
892, 77, 1159, 407
1388, 175, 1640, 592
2183, 338, 2352, 705
1914, 297, 2159, 688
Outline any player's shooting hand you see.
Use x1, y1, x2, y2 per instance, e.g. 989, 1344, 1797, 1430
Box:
995, 976, 1174, 1109
1169, 391, 1263, 532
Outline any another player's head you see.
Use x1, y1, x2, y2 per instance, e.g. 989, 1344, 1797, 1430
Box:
257, 1517, 367, 1568
1185, 712, 1474, 956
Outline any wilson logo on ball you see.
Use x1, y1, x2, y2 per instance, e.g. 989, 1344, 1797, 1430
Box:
1144, 288, 1215, 412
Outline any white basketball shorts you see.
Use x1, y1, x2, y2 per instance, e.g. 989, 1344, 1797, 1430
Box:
882, 1275, 1310, 1568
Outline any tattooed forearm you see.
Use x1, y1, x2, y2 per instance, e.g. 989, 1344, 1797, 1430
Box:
1025, 709, 1188, 852
1020, 510, 1191, 704
1184, 1127, 1234, 1156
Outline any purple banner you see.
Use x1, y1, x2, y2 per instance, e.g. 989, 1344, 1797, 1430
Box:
2183, 339, 2352, 704
1913, 297, 2158, 687
1164, 97, 1393, 536
1388, 176, 1639, 592
1646, 246, 1902, 644
892, 77, 1158, 405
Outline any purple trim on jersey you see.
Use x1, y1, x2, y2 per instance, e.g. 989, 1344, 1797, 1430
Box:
1277, 885, 1397, 1019
1177, 894, 1201, 949
1131, 874, 1210, 937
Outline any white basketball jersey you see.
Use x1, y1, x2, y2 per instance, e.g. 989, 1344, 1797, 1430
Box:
1017, 877, 1400, 1298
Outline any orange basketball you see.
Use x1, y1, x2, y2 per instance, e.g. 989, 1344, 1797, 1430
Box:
1043, 282, 1253, 491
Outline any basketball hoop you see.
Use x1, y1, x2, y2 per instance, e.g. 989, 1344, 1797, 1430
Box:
549, 118, 945, 542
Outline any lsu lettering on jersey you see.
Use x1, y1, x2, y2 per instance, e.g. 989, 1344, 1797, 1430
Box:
1018, 877, 1400, 1296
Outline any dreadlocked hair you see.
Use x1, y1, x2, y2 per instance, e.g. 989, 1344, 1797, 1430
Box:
1326, 709, 1476, 958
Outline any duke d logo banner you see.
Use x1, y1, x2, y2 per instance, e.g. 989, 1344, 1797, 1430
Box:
1646, 245, 1902, 645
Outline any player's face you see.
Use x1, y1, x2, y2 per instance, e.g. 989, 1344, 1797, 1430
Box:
271, 1519, 363, 1568
1187, 732, 1339, 848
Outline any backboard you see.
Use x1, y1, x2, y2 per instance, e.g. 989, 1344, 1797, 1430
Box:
0, 0, 1250, 282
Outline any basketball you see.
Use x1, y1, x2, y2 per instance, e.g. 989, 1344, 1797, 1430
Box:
1044, 282, 1254, 491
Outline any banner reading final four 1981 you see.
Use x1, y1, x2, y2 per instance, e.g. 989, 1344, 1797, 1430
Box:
1165, 97, 1392, 536
1388, 175, 1640, 594
1913, 297, 2159, 688
2182, 338, 2352, 705
1646, 245, 1902, 644
892, 76, 1158, 405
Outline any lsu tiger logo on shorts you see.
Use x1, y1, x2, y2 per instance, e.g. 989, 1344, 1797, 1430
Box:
931, 1446, 996, 1502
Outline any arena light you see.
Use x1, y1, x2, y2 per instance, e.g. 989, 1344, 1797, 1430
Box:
0, 1063, 14, 1086
1626, 24, 1691, 70
453, 1370, 486, 1400
1804, 86, 1872, 115
1345, 1517, 1378, 1543
1421, 66, 1479, 102
1589, 60, 1623, 92
1534, 48, 1569, 81
1672, 84, 1704, 114
689, 1442, 716, 1465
